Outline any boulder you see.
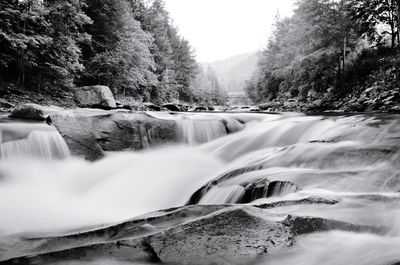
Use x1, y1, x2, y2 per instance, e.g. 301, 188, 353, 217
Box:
162, 103, 181, 112
49, 110, 177, 160
73, 86, 116, 109
10, 103, 63, 121
189, 106, 207, 112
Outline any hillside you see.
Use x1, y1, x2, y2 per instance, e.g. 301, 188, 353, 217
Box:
203, 52, 258, 93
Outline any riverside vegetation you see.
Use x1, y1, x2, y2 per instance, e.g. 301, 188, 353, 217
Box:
245, 0, 400, 113
2, 0, 400, 113
0, 0, 227, 109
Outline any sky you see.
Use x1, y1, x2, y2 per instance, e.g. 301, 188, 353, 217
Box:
164, 0, 295, 63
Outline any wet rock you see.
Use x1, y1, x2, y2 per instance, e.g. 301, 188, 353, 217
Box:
162, 103, 181, 112
257, 196, 338, 209
10, 103, 63, 121
189, 106, 207, 112
73, 85, 116, 109
144, 102, 161, 111
239, 180, 298, 203
49, 110, 177, 160
189, 176, 299, 205
0, 99, 15, 110
283, 215, 380, 235
135, 208, 293, 265
1, 205, 380, 265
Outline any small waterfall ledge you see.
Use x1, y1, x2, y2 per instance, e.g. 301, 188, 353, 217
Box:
0, 123, 70, 160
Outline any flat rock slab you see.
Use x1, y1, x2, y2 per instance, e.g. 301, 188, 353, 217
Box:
1, 201, 381, 265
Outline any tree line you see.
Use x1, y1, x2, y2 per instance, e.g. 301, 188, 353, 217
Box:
245, 0, 400, 105
0, 0, 226, 105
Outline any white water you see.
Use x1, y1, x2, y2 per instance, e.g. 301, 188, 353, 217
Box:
0, 147, 223, 235
0, 123, 70, 159
1, 113, 400, 264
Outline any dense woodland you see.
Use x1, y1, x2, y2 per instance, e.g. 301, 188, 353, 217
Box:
0, 0, 226, 105
246, 0, 400, 112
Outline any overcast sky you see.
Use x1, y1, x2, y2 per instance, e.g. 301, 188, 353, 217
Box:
164, 0, 295, 63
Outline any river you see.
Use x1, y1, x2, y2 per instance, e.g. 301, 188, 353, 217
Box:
0, 112, 399, 264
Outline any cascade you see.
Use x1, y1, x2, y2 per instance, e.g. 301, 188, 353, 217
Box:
1, 113, 400, 265
176, 116, 228, 144
0, 123, 70, 159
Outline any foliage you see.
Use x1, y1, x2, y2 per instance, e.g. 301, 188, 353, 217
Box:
245, 0, 400, 105
0, 0, 206, 104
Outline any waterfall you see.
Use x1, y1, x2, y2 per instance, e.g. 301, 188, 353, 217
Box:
176, 116, 228, 144
190, 114, 400, 205
0, 112, 400, 264
195, 180, 299, 205
0, 124, 70, 160
199, 185, 245, 204
266, 181, 298, 197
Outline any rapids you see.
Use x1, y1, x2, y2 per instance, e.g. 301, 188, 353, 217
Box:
1, 112, 400, 264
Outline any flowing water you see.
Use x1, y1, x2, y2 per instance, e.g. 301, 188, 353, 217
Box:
0, 112, 400, 264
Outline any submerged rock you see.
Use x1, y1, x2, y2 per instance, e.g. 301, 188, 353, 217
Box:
73, 85, 116, 109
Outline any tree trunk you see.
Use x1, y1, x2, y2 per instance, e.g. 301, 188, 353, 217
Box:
343, 36, 347, 76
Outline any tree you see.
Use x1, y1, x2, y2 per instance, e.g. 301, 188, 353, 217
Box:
141, 0, 176, 102
82, 0, 157, 98
41, 0, 92, 89
169, 26, 198, 102
348, 0, 399, 47
246, 0, 358, 103
0, 0, 51, 87
190, 66, 227, 105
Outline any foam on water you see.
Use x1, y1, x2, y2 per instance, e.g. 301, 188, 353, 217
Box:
1, 113, 400, 265
0, 147, 224, 235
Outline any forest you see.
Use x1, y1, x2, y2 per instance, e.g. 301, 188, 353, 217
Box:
0, 0, 226, 105
245, 0, 400, 112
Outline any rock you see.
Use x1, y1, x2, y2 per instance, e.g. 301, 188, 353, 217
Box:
258, 101, 282, 111
144, 102, 161, 111
49, 110, 177, 160
136, 208, 292, 265
389, 105, 400, 113
1, 205, 380, 265
283, 215, 380, 235
239, 180, 298, 203
188, 173, 299, 205
189, 106, 207, 112
0, 99, 15, 110
162, 103, 181, 112
207, 106, 215, 111
249, 106, 261, 112
256, 196, 338, 209
73, 85, 116, 109
178, 104, 190, 111
10, 103, 63, 121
